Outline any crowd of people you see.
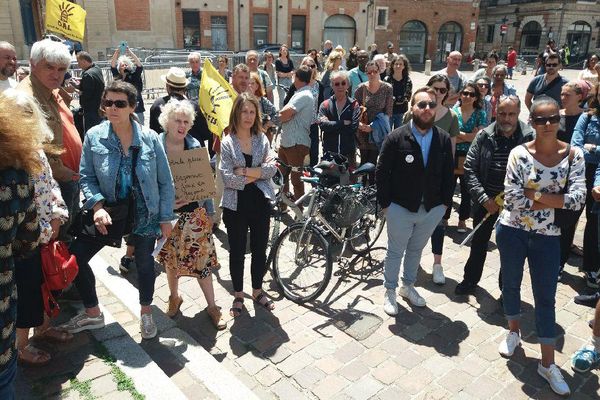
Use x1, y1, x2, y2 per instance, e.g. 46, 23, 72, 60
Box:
1, 36, 600, 398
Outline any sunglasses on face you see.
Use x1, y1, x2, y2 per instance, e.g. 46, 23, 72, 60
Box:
433, 87, 448, 94
333, 81, 347, 87
545, 63, 559, 68
477, 83, 490, 88
461, 91, 476, 98
532, 114, 561, 126
103, 99, 128, 108
415, 101, 437, 110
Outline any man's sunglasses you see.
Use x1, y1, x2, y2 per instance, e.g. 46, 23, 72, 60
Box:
545, 63, 559, 68
415, 101, 437, 110
461, 91, 476, 98
333, 81, 348, 87
532, 114, 561, 126
433, 87, 448, 94
103, 99, 129, 108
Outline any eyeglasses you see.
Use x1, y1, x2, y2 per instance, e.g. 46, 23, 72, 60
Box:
477, 83, 490, 88
461, 91, 476, 98
532, 114, 561, 126
366, 70, 379, 75
103, 99, 129, 108
415, 101, 437, 110
432, 87, 448, 94
545, 63, 559, 68
333, 81, 347, 87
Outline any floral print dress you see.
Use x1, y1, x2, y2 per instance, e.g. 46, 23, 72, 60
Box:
498, 145, 586, 236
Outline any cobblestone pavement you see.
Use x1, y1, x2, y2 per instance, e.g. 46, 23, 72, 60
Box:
16, 67, 600, 399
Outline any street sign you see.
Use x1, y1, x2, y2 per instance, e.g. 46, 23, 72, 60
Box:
500, 24, 508, 35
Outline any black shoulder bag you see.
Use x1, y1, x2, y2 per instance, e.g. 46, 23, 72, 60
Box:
553, 145, 580, 229
70, 147, 139, 247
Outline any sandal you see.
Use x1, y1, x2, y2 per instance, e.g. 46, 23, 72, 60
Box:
206, 306, 227, 330
230, 297, 245, 318
34, 327, 73, 343
18, 345, 51, 367
253, 292, 275, 311
166, 295, 183, 318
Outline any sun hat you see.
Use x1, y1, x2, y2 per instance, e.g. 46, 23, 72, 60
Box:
161, 67, 189, 88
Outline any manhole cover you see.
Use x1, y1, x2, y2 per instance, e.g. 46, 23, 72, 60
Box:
330, 309, 383, 341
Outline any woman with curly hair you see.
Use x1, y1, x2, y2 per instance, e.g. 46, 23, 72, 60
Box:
384, 54, 413, 129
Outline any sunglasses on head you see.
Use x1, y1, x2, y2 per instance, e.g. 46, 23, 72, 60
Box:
333, 81, 347, 87
532, 114, 561, 126
433, 87, 448, 94
103, 99, 129, 108
415, 101, 437, 110
461, 91, 476, 98
545, 63, 559, 68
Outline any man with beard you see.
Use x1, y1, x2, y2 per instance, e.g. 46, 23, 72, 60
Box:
0, 42, 17, 93
376, 87, 454, 315
455, 96, 534, 295
525, 53, 568, 109
348, 50, 369, 96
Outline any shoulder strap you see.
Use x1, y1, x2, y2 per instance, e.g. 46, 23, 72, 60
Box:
537, 75, 562, 96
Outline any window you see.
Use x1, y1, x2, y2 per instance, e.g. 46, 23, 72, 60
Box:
291, 15, 306, 52
253, 14, 269, 48
182, 10, 200, 48
486, 25, 495, 43
211, 16, 228, 51
375, 7, 388, 29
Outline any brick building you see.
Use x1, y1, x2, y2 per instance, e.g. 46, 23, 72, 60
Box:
4, 0, 479, 63
476, 0, 600, 64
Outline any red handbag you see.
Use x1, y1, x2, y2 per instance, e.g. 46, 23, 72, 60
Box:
40, 240, 79, 317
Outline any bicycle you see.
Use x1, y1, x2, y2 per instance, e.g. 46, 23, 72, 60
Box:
269, 159, 385, 303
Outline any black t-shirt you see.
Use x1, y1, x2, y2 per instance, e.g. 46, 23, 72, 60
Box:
558, 113, 582, 144
237, 153, 269, 213
275, 59, 294, 74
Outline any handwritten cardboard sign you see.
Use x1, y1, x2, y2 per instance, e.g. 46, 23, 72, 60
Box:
167, 148, 216, 202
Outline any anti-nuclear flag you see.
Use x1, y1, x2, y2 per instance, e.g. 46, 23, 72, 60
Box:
199, 61, 237, 139
45, 0, 87, 42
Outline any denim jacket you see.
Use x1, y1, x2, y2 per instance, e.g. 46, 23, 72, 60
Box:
571, 113, 600, 165
80, 119, 176, 223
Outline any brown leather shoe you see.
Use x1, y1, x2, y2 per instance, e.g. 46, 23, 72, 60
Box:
206, 306, 227, 330
166, 295, 183, 318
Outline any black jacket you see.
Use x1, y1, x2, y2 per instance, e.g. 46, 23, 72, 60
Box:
79, 64, 105, 114
376, 124, 454, 212
317, 95, 360, 155
464, 120, 535, 214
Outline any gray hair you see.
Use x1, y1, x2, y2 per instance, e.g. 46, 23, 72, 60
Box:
1, 88, 53, 142
492, 64, 508, 76
0, 41, 16, 52
497, 94, 520, 110
530, 95, 559, 116
117, 55, 134, 71
187, 52, 201, 62
245, 50, 259, 61
30, 39, 71, 66
158, 99, 196, 132
330, 70, 349, 83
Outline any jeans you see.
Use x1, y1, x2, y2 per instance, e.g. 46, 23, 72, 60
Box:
496, 224, 560, 345
583, 163, 599, 273
507, 67, 514, 79
309, 123, 319, 167
58, 180, 81, 242
462, 207, 500, 286
390, 113, 404, 130
0, 357, 16, 400
384, 203, 446, 289
71, 234, 157, 308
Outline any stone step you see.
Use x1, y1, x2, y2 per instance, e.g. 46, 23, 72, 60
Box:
89, 251, 259, 400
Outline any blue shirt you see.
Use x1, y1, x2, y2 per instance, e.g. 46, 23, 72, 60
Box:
411, 121, 433, 167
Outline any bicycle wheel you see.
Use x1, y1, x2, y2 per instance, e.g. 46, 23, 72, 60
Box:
348, 208, 386, 253
272, 222, 333, 303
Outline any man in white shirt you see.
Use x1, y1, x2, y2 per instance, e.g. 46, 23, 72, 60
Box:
0, 42, 17, 93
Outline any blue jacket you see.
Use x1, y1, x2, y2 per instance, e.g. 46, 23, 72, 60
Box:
80, 120, 176, 223
571, 113, 600, 165
370, 113, 391, 151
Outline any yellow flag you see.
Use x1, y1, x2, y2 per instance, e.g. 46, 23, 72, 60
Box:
199, 61, 237, 139
45, 0, 87, 42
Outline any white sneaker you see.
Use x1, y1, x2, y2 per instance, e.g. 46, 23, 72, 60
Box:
140, 313, 157, 340
383, 289, 398, 316
498, 331, 521, 357
398, 285, 426, 307
432, 264, 445, 285
537, 363, 571, 396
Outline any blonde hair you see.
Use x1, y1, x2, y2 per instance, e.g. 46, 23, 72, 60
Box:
228, 92, 263, 136
0, 91, 44, 174
324, 50, 343, 72
159, 99, 196, 132
249, 72, 266, 97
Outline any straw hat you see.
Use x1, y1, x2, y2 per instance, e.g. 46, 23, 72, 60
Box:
160, 67, 189, 88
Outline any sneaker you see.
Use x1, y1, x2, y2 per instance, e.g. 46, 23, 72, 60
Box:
537, 363, 571, 396
574, 292, 600, 308
454, 281, 477, 295
432, 264, 445, 285
586, 272, 599, 289
119, 256, 135, 274
399, 285, 426, 307
61, 312, 105, 333
571, 344, 600, 373
140, 313, 157, 340
383, 289, 398, 316
498, 331, 521, 357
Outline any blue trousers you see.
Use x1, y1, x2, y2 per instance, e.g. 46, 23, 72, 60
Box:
496, 224, 560, 345
384, 203, 446, 289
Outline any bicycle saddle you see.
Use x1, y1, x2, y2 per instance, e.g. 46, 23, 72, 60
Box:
351, 163, 375, 176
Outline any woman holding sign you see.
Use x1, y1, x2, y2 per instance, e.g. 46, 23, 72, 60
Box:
220, 93, 278, 317
156, 100, 226, 330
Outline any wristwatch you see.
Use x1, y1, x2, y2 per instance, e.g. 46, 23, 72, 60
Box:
534, 191, 542, 201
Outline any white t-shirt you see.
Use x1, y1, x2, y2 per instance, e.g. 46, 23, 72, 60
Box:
0, 78, 16, 93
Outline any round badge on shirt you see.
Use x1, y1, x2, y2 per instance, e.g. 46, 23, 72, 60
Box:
405, 154, 414, 164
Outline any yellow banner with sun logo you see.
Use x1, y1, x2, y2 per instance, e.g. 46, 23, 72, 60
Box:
45, 0, 87, 42
199, 61, 238, 139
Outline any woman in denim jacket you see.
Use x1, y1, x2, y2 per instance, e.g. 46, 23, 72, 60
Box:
220, 93, 277, 317
62, 81, 175, 340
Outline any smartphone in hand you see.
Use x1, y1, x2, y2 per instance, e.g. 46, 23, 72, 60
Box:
119, 41, 127, 55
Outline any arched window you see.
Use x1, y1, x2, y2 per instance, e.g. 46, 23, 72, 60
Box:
520, 21, 542, 53
566, 21, 592, 64
437, 22, 463, 63
399, 20, 427, 64
323, 15, 356, 53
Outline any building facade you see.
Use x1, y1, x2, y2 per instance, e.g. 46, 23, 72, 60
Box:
4, 0, 478, 63
476, 0, 600, 64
